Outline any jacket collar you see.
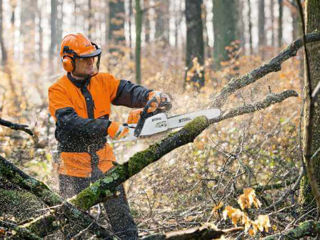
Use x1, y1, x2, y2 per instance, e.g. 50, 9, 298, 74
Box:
67, 72, 91, 88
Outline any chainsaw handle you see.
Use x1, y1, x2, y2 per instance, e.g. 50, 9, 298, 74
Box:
134, 97, 163, 137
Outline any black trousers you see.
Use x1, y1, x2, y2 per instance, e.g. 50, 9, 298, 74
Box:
59, 174, 138, 240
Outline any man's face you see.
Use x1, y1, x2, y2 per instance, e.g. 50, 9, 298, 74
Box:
73, 57, 95, 78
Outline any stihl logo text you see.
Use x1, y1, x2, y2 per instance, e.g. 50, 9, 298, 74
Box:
179, 117, 191, 123
152, 117, 162, 122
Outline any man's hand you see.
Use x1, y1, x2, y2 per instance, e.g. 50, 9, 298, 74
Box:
147, 91, 172, 113
107, 122, 130, 140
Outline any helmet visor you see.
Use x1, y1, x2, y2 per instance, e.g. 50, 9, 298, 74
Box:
74, 53, 101, 78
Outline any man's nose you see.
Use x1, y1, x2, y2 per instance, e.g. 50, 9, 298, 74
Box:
87, 58, 94, 64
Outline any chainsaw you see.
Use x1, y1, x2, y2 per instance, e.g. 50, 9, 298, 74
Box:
112, 97, 221, 142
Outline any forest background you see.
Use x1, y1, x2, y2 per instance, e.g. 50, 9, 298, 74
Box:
0, 0, 319, 239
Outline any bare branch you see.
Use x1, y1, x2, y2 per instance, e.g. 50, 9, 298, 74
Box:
142, 225, 243, 240
0, 118, 33, 136
211, 32, 320, 108
211, 90, 299, 124
263, 220, 320, 240
0, 220, 41, 240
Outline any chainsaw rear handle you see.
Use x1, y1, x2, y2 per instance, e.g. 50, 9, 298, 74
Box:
134, 96, 171, 137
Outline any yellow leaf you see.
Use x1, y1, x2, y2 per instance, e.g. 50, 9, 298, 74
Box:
238, 188, 261, 210
212, 202, 224, 213
256, 215, 271, 232
248, 228, 255, 236
222, 206, 243, 226
184, 215, 194, 222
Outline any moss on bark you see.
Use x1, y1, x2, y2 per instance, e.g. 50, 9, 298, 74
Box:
70, 116, 209, 211
0, 189, 45, 222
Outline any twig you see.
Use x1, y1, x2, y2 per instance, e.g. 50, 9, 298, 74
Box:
0, 118, 33, 136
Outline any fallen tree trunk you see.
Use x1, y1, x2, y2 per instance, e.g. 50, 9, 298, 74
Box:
0, 220, 42, 240
1, 90, 298, 238
263, 220, 320, 240
0, 156, 113, 239
141, 224, 243, 240
70, 90, 298, 212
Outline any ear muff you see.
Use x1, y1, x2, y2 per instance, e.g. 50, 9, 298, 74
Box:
62, 55, 74, 72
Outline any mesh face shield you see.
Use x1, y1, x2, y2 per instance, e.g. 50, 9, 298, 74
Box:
75, 44, 101, 78
67, 42, 101, 78
76, 54, 101, 78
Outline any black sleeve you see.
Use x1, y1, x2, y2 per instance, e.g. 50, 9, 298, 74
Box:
55, 107, 111, 150
112, 80, 152, 108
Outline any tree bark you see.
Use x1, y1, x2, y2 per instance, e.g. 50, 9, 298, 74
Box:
278, 0, 283, 48
263, 220, 320, 240
0, 0, 7, 66
135, 0, 142, 84
88, 0, 92, 39
248, 0, 253, 55
185, 0, 205, 89
37, 0, 43, 63
258, 0, 266, 58
0, 156, 113, 238
20, 0, 36, 61
141, 225, 242, 240
49, 0, 57, 72
144, 0, 150, 43
270, 0, 275, 47
155, 0, 169, 42
109, 0, 125, 56
213, 0, 238, 68
301, 0, 320, 212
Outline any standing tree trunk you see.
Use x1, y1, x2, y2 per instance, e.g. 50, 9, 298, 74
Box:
238, 0, 245, 51
270, 0, 275, 47
248, 0, 253, 55
20, 0, 36, 62
73, 0, 78, 30
88, 0, 92, 39
0, 0, 7, 66
57, 0, 63, 48
155, 0, 169, 44
135, 0, 142, 84
144, 0, 150, 43
49, 0, 57, 72
203, 0, 211, 59
278, 0, 283, 48
109, 0, 125, 56
301, 0, 320, 213
258, 0, 265, 59
37, 0, 43, 64
9, 0, 16, 58
128, 0, 133, 60
292, 8, 299, 41
213, 0, 237, 68
185, 0, 205, 89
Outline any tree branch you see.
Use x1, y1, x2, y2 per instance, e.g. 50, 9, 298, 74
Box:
70, 90, 298, 211
0, 118, 33, 136
0, 156, 113, 238
211, 90, 298, 124
141, 225, 243, 240
211, 32, 320, 108
0, 220, 41, 240
263, 220, 320, 240
0, 88, 298, 238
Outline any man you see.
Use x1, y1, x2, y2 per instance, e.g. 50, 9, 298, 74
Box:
48, 33, 170, 239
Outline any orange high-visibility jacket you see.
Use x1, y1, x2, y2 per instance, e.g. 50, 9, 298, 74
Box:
48, 72, 151, 178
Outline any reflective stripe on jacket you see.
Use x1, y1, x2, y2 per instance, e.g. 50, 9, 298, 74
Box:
48, 72, 151, 178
